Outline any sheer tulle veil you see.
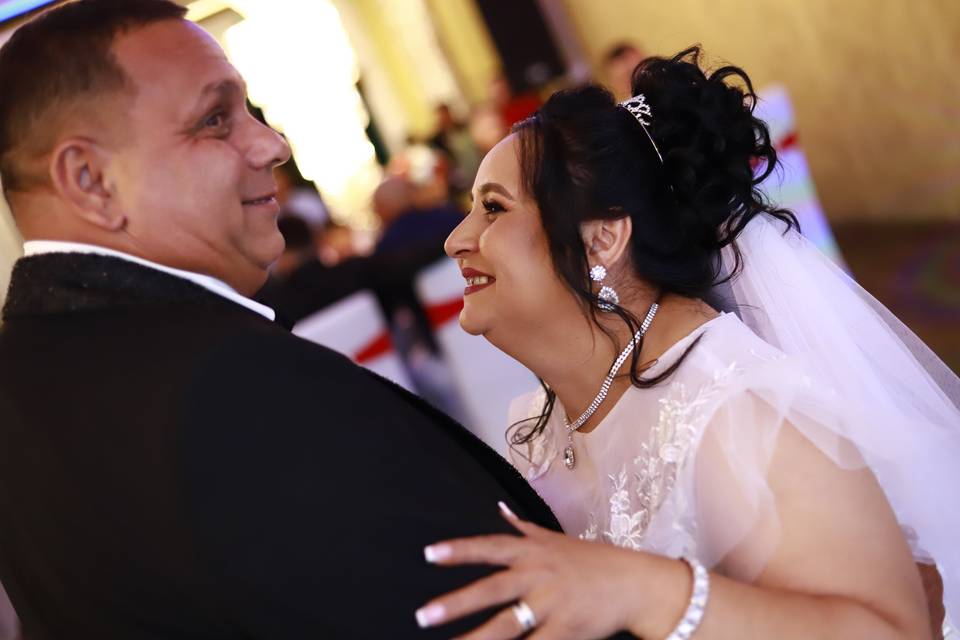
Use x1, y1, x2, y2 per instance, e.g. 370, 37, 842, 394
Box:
714, 214, 960, 620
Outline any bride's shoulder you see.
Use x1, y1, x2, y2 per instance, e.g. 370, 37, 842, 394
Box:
508, 385, 549, 425
505, 385, 560, 479
690, 312, 793, 373
665, 312, 822, 414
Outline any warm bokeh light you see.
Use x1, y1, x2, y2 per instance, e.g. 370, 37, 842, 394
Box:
224, 0, 381, 227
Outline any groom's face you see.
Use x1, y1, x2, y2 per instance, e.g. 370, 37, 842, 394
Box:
107, 20, 290, 294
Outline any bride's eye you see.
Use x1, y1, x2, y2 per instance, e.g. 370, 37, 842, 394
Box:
482, 199, 505, 216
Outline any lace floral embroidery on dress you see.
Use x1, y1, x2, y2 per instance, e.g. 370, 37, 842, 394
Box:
580, 362, 741, 550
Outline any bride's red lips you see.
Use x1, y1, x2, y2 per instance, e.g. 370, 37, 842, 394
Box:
461, 267, 495, 296
461, 267, 492, 278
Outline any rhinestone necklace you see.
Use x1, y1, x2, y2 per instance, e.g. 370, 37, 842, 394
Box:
562, 302, 659, 470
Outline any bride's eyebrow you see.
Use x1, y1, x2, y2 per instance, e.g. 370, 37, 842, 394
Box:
476, 183, 515, 201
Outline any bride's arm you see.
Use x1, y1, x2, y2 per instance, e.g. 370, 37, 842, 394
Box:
620, 420, 929, 639
416, 417, 930, 639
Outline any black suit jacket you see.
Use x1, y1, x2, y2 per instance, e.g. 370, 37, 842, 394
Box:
0, 253, 563, 639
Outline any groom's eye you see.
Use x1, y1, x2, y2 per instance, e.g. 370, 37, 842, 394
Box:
204, 111, 227, 129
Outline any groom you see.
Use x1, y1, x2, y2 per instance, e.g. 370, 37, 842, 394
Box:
0, 1, 560, 637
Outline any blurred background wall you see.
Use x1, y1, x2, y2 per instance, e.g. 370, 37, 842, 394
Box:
559, 0, 960, 222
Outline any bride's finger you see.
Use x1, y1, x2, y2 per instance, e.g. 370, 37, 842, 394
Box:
424, 534, 527, 567
497, 500, 519, 520
453, 598, 548, 640
526, 623, 565, 640
415, 569, 529, 629
498, 503, 553, 539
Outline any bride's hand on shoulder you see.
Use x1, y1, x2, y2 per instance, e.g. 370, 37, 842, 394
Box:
414, 502, 678, 639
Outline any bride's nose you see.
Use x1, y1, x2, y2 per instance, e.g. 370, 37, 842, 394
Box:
444, 215, 479, 258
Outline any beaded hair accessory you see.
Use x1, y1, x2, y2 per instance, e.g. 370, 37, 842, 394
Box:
620, 93, 665, 164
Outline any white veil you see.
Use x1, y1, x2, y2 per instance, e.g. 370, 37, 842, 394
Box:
715, 213, 960, 621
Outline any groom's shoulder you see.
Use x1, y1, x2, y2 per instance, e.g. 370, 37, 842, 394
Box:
185, 306, 363, 383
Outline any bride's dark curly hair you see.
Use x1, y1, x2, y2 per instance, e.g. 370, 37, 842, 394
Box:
508, 45, 797, 451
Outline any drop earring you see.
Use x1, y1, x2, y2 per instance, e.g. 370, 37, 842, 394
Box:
590, 265, 619, 311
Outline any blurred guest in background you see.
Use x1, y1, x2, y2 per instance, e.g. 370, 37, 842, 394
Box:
373, 174, 462, 256
270, 215, 316, 281
370, 174, 465, 418
489, 72, 542, 127
316, 220, 360, 266
274, 156, 330, 232
257, 214, 368, 327
372, 174, 415, 238
603, 41, 646, 100
261, 166, 462, 364
427, 103, 481, 196
388, 143, 453, 209
468, 102, 509, 157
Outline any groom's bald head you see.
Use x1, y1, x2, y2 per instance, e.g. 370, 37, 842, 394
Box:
0, 0, 187, 196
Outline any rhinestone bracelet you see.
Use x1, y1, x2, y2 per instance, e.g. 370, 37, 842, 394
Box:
664, 556, 710, 640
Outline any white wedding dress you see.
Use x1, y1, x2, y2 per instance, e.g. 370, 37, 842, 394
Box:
505, 215, 960, 633
509, 312, 858, 573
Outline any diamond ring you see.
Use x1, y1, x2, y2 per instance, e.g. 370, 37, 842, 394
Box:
511, 600, 537, 631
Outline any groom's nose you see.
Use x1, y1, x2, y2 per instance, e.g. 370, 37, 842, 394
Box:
245, 118, 291, 171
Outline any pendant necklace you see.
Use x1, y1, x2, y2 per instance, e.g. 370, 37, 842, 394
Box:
562, 302, 659, 470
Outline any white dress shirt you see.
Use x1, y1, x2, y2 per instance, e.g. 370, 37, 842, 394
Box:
22, 240, 275, 321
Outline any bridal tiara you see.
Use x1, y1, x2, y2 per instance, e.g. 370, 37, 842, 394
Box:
620, 93, 665, 164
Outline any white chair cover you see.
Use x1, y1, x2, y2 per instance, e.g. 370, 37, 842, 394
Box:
293, 290, 414, 391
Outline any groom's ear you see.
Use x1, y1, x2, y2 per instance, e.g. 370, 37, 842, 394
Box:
580, 214, 632, 267
49, 137, 126, 232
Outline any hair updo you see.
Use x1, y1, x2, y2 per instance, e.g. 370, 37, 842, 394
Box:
508, 45, 797, 449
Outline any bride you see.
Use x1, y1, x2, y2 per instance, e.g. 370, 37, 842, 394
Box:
414, 47, 959, 639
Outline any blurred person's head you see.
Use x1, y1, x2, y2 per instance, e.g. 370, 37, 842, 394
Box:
275, 160, 297, 206
468, 104, 508, 156
603, 42, 646, 101
0, 0, 291, 295
434, 103, 457, 132
317, 222, 357, 267
272, 215, 315, 279
372, 175, 414, 228
274, 156, 313, 206
387, 145, 450, 209
488, 73, 512, 106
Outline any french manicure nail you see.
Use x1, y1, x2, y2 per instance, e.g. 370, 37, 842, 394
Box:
415, 603, 446, 628
424, 543, 452, 563
498, 500, 517, 519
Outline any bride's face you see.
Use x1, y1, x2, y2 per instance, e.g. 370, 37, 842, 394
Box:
444, 135, 577, 344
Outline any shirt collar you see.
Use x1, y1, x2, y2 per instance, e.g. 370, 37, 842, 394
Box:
21, 240, 276, 321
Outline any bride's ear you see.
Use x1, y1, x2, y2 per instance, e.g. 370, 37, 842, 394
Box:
580, 215, 632, 267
